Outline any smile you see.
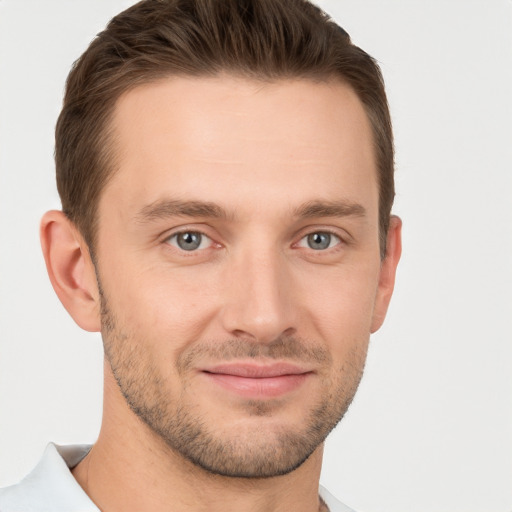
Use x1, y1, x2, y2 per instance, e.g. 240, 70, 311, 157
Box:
200, 362, 312, 399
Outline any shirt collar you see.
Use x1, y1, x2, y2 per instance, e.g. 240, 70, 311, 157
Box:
0, 443, 98, 511
1, 443, 354, 512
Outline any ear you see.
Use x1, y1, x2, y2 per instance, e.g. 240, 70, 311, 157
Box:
40, 210, 101, 332
370, 215, 402, 333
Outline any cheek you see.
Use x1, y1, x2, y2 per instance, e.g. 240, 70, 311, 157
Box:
102, 257, 220, 343
302, 263, 380, 343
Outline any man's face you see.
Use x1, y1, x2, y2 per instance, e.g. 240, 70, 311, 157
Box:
94, 76, 389, 477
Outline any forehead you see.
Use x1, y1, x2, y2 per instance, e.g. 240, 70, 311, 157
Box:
104, 75, 377, 219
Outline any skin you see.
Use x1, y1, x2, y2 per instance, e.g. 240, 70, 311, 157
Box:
41, 76, 401, 512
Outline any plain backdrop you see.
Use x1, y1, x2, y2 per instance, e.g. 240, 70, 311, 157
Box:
0, 1, 511, 511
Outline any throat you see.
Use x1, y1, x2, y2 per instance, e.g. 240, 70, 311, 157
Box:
319, 495, 330, 512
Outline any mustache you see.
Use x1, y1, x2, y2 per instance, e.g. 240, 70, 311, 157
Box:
177, 336, 332, 373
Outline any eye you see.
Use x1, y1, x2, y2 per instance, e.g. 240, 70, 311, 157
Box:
166, 231, 213, 251
298, 231, 341, 251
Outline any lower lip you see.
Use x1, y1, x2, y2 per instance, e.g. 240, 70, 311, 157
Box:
203, 372, 309, 399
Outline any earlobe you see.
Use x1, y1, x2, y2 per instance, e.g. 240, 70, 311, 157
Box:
370, 215, 402, 333
40, 210, 101, 332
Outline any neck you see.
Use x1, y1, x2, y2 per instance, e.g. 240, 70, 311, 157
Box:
72, 364, 326, 512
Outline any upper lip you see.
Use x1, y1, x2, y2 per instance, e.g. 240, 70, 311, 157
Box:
201, 362, 312, 378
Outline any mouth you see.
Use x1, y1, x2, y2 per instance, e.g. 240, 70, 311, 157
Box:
200, 362, 313, 399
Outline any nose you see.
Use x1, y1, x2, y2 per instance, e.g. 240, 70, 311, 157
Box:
219, 246, 298, 344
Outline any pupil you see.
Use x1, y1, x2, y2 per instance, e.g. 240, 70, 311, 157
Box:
308, 232, 330, 250
178, 232, 201, 250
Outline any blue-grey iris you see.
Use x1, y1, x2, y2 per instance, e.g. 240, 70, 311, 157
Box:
307, 232, 331, 250
177, 232, 202, 251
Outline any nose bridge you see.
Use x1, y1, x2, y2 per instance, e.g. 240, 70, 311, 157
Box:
221, 236, 296, 342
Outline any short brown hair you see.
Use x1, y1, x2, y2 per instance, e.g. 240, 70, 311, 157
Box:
56, 0, 394, 256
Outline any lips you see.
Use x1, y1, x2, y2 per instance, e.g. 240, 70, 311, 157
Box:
200, 362, 312, 398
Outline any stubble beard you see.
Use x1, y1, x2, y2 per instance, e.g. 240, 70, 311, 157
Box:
99, 288, 367, 479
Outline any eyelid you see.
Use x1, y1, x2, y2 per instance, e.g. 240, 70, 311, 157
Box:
295, 230, 343, 250
166, 232, 213, 251
293, 224, 350, 245
161, 225, 221, 251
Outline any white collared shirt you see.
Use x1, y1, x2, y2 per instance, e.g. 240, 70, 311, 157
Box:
0, 443, 355, 512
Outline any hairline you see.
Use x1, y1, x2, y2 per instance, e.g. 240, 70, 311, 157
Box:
80, 71, 388, 258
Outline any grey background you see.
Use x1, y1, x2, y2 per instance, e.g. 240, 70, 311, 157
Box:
1, 1, 511, 511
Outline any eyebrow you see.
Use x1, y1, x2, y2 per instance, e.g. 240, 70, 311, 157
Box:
135, 198, 366, 224
135, 199, 229, 223
293, 200, 366, 219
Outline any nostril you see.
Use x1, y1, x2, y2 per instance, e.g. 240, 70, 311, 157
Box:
228, 326, 297, 345
231, 329, 253, 340
282, 327, 296, 338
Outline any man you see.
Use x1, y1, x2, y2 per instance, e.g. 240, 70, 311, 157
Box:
0, 0, 401, 510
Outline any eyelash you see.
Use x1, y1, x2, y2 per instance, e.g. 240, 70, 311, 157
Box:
163, 227, 346, 255
295, 230, 343, 251
165, 230, 216, 252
